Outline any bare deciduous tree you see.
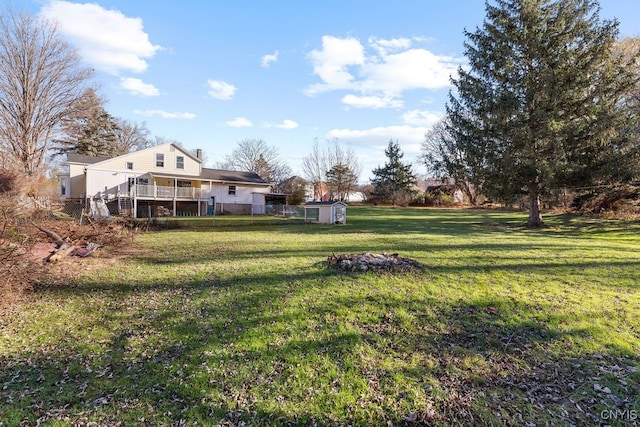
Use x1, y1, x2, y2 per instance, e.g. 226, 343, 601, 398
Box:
114, 118, 151, 154
0, 10, 92, 176
222, 138, 291, 187
421, 117, 480, 205
302, 138, 327, 200
302, 138, 362, 200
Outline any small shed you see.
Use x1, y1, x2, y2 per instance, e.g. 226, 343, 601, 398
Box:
304, 201, 347, 224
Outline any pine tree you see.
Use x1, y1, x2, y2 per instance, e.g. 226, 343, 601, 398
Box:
55, 88, 122, 157
447, 0, 639, 227
371, 140, 417, 205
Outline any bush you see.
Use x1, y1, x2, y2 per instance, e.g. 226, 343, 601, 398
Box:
423, 190, 454, 207
572, 185, 640, 217
0, 171, 41, 308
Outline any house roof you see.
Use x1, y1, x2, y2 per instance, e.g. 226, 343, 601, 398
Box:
201, 168, 269, 185
66, 143, 202, 167
67, 153, 110, 165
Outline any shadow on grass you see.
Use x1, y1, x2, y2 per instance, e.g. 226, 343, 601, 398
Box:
3, 206, 639, 424
3, 267, 638, 425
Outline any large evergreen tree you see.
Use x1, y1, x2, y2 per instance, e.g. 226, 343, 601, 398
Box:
447, 0, 639, 227
371, 140, 417, 205
55, 88, 122, 157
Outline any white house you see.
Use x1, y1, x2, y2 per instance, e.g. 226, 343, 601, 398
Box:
57, 143, 271, 218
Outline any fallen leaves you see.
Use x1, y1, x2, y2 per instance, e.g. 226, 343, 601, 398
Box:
486, 306, 499, 315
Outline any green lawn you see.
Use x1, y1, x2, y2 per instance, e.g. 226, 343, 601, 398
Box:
1, 206, 639, 426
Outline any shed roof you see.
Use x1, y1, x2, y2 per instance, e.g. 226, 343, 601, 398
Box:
304, 201, 347, 206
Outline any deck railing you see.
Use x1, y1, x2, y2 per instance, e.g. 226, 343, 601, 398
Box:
133, 184, 203, 199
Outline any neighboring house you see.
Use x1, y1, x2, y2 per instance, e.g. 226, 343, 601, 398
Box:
278, 175, 314, 203
344, 191, 366, 203
415, 179, 465, 205
57, 143, 271, 218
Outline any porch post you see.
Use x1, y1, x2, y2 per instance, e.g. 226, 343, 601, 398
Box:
133, 196, 137, 218
173, 178, 177, 216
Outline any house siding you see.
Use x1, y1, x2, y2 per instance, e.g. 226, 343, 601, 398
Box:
85, 169, 141, 199
62, 143, 271, 217
68, 163, 87, 199
93, 144, 201, 177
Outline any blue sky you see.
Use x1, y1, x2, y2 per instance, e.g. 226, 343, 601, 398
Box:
23, 0, 640, 180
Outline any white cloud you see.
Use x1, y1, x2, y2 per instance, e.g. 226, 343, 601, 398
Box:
342, 94, 403, 109
327, 125, 427, 156
401, 110, 443, 126
120, 77, 159, 96
261, 50, 279, 68
305, 36, 365, 96
226, 117, 253, 128
207, 80, 237, 100
368, 36, 412, 56
40, 0, 161, 74
305, 35, 463, 107
275, 119, 298, 130
326, 110, 441, 154
134, 110, 196, 119
360, 49, 459, 93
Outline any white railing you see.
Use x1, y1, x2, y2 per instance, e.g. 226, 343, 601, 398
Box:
133, 184, 203, 199
176, 187, 201, 198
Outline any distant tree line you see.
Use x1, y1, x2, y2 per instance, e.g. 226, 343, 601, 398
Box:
2, 0, 640, 224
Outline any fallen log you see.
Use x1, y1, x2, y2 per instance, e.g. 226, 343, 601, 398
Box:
32, 222, 65, 246
48, 243, 80, 263
32, 223, 79, 263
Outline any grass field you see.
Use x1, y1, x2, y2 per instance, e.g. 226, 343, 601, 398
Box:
1, 206, 639, 426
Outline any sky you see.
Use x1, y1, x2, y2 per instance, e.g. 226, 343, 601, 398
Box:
20, 0, 640, 181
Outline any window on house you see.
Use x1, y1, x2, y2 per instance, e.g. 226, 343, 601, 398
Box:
156, 153, 164, 167
228, 185, 236, 196
177, 180, 191, 188
176, 156, 184, 169
126, 162, 133, 170
60, 180, 66, 196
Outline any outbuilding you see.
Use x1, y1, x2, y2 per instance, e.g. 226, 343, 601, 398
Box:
304, 201, 347, 224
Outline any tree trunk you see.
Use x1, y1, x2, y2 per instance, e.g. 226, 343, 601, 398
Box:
33, 223, 79, 262
463, 181, 478, 206
527, 192, 544, 228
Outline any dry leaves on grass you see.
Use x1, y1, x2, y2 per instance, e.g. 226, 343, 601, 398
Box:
0, 215, 147, 311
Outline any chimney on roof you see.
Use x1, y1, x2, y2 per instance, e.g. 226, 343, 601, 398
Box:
196, 149, 203, 160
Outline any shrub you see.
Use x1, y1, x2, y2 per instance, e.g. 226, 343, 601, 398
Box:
572, 185, 640, 217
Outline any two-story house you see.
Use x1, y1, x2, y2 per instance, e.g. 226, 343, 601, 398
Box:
57, 143, 271, 218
